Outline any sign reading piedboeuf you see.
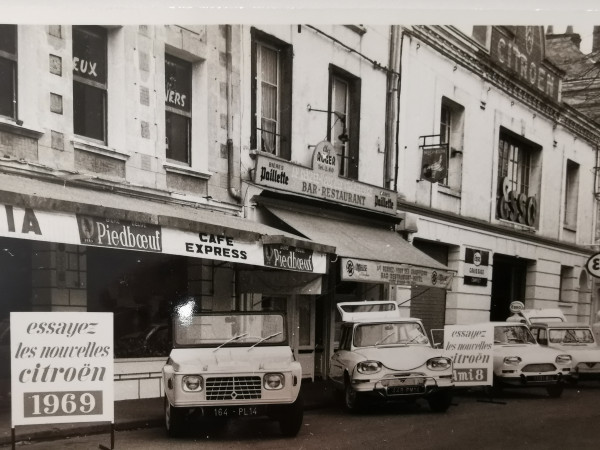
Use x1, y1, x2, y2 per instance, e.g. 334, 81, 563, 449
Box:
254, 146, 397, 215
10, 312, 114, 426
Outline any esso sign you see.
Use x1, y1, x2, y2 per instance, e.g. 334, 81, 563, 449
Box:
509, 301, 525, 314
586, 253, 600, 278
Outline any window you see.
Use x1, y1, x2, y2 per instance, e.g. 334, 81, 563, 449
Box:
439, 98, 464, 189
564, 159, 579, 228
251, 29, 292, 159
498, 134, 531, 196
165, 54, 192, 164
0, 25, 17, 119
328, 66, 361, 179
72, 26, 107, 143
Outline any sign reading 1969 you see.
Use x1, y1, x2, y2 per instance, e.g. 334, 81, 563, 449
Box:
24, 391, 103, 418
586, 252, 600, 279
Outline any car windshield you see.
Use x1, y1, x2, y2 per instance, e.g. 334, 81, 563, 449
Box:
353, 322, 429, 347
494, 325, 536, 344
173, 313, 286, 347
549, 328, 594, 344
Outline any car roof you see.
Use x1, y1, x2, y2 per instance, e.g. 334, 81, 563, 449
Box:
530, 322, 592, 329
337, 301, 405, 322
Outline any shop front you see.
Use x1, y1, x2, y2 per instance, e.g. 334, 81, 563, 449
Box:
0, 172, 332, 399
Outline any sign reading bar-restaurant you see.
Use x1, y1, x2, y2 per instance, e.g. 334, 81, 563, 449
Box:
340, 257, 453, 289
254, 146, 398, 215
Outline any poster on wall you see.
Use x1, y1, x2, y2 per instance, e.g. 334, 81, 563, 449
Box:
10, 312, 114, 426
443, 323, 494, 386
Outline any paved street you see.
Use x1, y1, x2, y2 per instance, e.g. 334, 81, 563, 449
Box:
7, 384, 600, 449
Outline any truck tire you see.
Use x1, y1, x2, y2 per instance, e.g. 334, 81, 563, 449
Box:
165, 397, 186, 437
279, 393, 304, 437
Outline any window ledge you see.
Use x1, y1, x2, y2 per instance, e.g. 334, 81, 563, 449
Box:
163, 162, 212, 180
437, 185, 462, 198
562, 224, 577, 232
72, 137, 130, 161
344, 25, 367, 36
0, 118, 44, 140
497, 218, 536, 232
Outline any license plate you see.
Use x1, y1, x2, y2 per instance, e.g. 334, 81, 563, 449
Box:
387, 377, 423, 387
527, 375, 556, 382
388, 385, 426, 395
211, 406, 259, 417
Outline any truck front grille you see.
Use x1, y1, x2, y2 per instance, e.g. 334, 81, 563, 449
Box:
205, 376, 262, 401
522, 363, 556, 373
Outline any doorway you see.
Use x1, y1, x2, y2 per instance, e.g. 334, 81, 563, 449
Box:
490, 254, 528, 321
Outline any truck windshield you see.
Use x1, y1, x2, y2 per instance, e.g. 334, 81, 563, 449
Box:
173, 313, 286, 347
494, 325, 536, 344
354, 322, 429, 347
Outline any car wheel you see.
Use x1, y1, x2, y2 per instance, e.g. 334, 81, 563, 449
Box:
546, 384, 564, 398
164, 397, 186, 437
344, 380, 363, 413
427, 389, 453, 413
279, 393, 304, 437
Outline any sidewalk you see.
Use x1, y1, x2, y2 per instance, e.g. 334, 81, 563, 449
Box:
0, 379, 336, 447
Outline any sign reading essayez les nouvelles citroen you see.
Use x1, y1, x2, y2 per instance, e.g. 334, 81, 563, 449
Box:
254, 141, 397, 214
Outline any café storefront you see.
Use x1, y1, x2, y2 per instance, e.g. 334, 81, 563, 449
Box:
0, 171, 332, 400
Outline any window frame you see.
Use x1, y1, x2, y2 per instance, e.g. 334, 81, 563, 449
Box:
72, 25, 108, 144
498, 131, 533, 196
439, 97, 465, 190
0, 25, 18, 120
563, 159, 580, 229
327, 65, 361, 180
250, 28, 292, 160
165, 53, 192, 165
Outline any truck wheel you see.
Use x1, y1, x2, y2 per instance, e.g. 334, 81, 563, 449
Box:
165, 397, 186, 437
344, 381, 363, 413
546, 384, 564, 398
279, 393, 304, 437
427, 389, 453, 413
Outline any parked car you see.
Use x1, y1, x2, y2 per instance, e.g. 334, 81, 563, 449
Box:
491, 322, 572, 397
530, 322, 600, 382
506, 301, 566, 325
162, 307, 303, 437
329, 301, 454, 413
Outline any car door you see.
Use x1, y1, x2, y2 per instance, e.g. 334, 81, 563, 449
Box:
329, 324, 352, 385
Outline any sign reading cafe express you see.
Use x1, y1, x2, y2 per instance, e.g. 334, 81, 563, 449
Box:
254, 148, 397, 215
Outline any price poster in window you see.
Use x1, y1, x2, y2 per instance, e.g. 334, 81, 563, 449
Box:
10, 312, 114, 426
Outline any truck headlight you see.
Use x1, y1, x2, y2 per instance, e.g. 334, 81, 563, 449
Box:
503, 356, 522, 365
182, 375, 203, 392
427, 357, 452, 370
556, 354, 572, 365
264, 373, 285, 390
356, 361, 382, 374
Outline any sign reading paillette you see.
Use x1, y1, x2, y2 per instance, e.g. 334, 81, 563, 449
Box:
443, 324, 493, 386
10, 312, 114, 426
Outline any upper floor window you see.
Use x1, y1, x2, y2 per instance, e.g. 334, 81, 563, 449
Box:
496, 129, 539, 227
328, 66, 361, 179
251, 28, 292, 159
165, 54, 192, 164
72, 26, 107, 143
439, 98, 464, 190
564, 159, 580, 229
0, 25, 17, 119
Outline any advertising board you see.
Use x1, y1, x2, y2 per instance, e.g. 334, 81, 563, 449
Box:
443, 324, 494, 386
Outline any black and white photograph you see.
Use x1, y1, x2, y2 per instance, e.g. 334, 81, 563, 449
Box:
1, 1, 600, 448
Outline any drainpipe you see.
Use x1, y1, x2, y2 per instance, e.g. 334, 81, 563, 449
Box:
226, 24, 242, 202
393, 30, 406, 192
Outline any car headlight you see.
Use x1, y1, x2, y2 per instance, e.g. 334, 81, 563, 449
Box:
264, 373, 285, 390
503, 356, 522, 365
556, 354, 572, 365
182, 375, 203, 392
427, 357, 452, 371
356, 361, 382, 374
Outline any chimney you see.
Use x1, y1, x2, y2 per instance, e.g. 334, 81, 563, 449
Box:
564, 25, 581, 49
593, 26, 600, 53
546, 25, 554, 35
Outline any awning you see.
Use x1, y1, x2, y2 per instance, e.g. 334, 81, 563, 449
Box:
263, 205, 454, 288
0, 172, 333, 273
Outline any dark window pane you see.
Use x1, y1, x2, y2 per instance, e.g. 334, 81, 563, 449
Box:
0, 25, 17, 55
166, 111, 190, 164
73, 26, 106, 83
74, 82, 106, 142
165, 55, 191, 113
0, 57, 15, 118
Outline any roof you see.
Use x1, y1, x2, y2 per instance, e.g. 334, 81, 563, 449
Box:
530, 322, 592, 329
336, 301, 416, 323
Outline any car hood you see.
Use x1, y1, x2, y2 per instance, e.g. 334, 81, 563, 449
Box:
552, 345, 600, 362
168, 346, 294, 373
353, 345, 442, 370
493, 344, 564, 362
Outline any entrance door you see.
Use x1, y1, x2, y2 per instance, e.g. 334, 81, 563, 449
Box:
288, 295, 315, 380
490, 254, 527, 321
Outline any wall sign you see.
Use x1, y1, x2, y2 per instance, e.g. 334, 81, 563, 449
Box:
585, 253, 600, 279
76, 214, 162, 252
263, 244, 315, 272
254, 152, 397, 215
497, 176, 537, 227
464, 247, 490, 286
340, 257, 453, 289
10, 312, 114, 426
443, 324, 493, 386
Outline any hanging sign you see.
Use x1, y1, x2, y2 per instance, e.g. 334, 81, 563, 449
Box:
10, 312, 114, 426
421, 145, 448, 183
